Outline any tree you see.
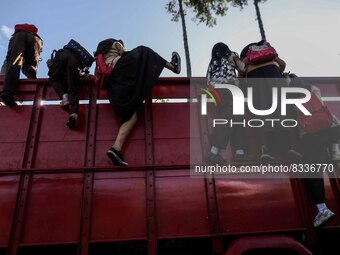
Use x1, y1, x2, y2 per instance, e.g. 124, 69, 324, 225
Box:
186, 0, 268, 40
231, 0, 267, 40
253, 0, 266, 40
166, 0, 232, 77
166, 0, 268, 76
166, 0, 192, 77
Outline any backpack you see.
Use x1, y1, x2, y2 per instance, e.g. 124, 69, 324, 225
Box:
296, 92, 333, 134
207, 54, 236, 85
94, 53, 112, 90
63, 39, 94, 68
247, 40, 278, 65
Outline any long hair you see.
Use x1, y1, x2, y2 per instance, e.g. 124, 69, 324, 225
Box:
95, 38, 124, 57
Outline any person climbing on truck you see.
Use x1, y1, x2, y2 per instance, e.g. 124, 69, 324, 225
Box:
94, 38, 181, 166
47, 39, 94, 129
206, 42, 253, 164
285, 73, 337, 227
0, 23, 43, 106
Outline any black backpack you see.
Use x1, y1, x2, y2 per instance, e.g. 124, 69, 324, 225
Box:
63, 39, 94, 68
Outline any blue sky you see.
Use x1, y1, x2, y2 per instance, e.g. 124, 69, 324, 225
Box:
0, 0, 339, 78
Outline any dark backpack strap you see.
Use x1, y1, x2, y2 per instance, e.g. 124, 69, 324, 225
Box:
51, 50, 57, 60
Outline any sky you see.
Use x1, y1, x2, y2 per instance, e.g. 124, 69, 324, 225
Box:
0, 0, 339, 78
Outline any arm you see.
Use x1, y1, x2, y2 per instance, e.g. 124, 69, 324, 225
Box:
275, 57, 286, 72
237, 57, 248, 78
228, 52, 245, 72
230, 52, 246, 73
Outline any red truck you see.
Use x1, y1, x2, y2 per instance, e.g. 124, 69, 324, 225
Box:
0, 77, 339, 255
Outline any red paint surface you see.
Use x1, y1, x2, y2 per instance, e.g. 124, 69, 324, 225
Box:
0, 78, 339, 254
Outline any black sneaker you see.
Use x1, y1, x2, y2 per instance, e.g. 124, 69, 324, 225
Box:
260, 145, 275, 162
170, 51, 181, 74
0, 92, 17, 107
206, 152, 226, 164
66, 114, 77, 129
107, 147, 128, 166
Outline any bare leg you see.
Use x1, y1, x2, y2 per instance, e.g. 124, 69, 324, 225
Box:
165, 61, 175, 71
112, 112, 138, 151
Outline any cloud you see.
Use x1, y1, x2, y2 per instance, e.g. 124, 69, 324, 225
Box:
1, 25, 14, 39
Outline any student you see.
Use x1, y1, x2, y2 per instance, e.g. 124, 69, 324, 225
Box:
206, 42, 252, 163
240, 41, 289, 161
0, 24, 43, 106
47, 40, 93, 128
95, 39, 181, 166
284, 73, 336, 227
300, 135, 336, 228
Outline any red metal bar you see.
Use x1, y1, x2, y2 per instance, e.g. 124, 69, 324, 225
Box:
7, 82, 45, 255
78, 81, 98, 255
193, 81, 224, 253
205, 176, 223, 254
144, 96, 157, 255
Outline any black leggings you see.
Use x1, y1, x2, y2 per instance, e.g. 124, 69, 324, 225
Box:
300, 134, 331, 204
210, 89, 247, 151
48, 49, 81, 114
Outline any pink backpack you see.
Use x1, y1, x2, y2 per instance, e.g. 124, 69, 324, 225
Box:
247, 40, 278, 65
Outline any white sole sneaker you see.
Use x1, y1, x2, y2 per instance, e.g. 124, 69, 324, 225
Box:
313, 209, 336, 228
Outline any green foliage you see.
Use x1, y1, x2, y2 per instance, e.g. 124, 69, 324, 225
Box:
166, 0, 184, 22
166, 0, 267, 27
166, 0, 231, 27
231, 0, 267, 9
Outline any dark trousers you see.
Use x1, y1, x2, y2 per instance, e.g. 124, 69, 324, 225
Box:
300, 134, 330, 204
3, 31, 41, 95
304, 178, 325, 204
211, 89, 247, 151
48, 49, 81, 114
